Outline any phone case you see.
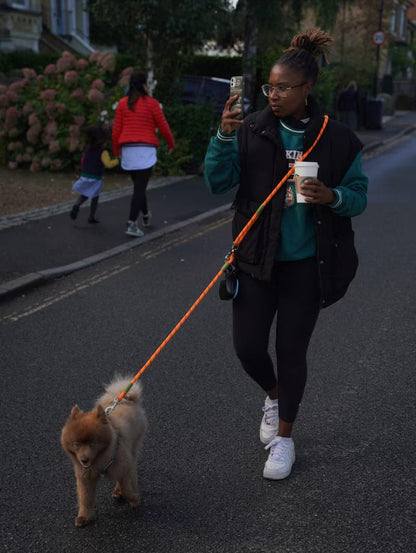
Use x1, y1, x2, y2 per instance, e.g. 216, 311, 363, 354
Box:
229, 76, 244, 119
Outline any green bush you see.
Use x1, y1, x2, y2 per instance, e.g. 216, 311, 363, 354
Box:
0, 51, 60, 74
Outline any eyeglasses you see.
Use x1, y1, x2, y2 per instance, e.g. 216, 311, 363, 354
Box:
261, 82, 306, 98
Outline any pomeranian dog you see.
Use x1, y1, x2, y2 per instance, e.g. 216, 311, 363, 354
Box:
61, 376, 147, 527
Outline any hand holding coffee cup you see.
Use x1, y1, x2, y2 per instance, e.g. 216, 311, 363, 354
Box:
294, 161, 336, 205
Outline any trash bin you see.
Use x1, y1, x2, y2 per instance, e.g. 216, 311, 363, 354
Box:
365, 97, 384, 129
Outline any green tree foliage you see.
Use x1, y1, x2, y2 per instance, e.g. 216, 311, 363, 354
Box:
88, 0, 233, 78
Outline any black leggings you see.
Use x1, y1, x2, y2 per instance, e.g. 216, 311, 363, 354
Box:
128, 167, 152, 221
232, 257, 321, 423
75, 194, 99, 218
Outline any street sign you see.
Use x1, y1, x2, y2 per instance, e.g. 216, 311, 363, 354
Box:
372, 30, 386, 46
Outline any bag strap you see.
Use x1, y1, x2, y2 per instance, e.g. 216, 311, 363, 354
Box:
229, 115, 329, 258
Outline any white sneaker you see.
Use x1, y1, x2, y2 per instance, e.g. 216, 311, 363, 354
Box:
142, 211, 152, 228
263, 436, 295, 480
125, 221, 144, 237
260, 396, 279, 444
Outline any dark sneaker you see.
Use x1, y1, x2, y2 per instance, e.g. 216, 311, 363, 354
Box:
70, 205, 79, 220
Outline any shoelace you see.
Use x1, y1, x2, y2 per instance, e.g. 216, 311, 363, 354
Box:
262, 404, 279, 426
264, 436, 291, 459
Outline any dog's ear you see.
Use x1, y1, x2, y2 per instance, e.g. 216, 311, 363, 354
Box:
95, 404, 108, 423
70, 405, 81, 418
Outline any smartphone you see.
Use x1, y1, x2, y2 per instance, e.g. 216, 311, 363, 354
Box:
229, 76, 244, 120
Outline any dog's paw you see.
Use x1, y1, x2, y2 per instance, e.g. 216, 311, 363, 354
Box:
112, 483, 123, 500
129, 496, 140, 509
75, 515, 90, 527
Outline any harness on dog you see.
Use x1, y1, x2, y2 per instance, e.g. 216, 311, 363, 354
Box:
101, 436, 119, 474
104, 116, 329, 415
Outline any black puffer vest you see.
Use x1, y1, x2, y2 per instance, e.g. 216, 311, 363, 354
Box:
233, 98, 363, 308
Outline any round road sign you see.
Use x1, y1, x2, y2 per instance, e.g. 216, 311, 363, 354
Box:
373, 30, 386, 46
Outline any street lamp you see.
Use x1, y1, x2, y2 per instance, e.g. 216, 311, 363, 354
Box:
373, 0, 385, 96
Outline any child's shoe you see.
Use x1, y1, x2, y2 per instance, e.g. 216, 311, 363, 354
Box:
69, 205, 79, 220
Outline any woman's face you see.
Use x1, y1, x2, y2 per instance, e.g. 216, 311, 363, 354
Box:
267, 64, 313, 119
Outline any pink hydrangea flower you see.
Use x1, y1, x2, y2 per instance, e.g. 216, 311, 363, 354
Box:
41, 89, 57, 101
28, 113, 40, 126
64, 70, 79, 86
26, 124, 42, 144
44, 64, 56, 75
76, 59, 89, 71
89, 51, 100, 63
56, 57, 72, 73
45, 120, 58, 139
56, 102, 67, 113
23, 68, 37, 80
70, 88, 84, 101
88, 88, 104, 104
46, 102, 56, 119
0, 85, 7, 93
5, 106, 19, 129
23, 103, 34, 115
73, 115, 85, 126
92, 78, 105, 91
0, 94, 9, 107
69, 124, 80, 138
98, 52, 116, 72
8, 161, 18, 169
6, 90, 19, 103
48, 140, 61, 153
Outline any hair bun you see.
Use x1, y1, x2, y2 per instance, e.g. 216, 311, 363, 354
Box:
287, 28, 332, 64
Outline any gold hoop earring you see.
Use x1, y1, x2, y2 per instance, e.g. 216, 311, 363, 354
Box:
305, 96, 308, 106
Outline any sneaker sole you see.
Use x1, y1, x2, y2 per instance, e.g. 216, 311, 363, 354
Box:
263, 457, 295, 480
125, 230, 144, 237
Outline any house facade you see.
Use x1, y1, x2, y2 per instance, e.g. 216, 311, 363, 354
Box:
0, 0, 93, 55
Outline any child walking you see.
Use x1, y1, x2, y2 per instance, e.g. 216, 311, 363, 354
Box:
70, 126, 119, 223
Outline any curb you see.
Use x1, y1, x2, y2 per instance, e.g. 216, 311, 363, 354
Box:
361, 123, 416, 154
0, 203, 232, 301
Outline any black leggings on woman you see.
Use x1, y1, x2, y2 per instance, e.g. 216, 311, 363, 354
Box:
128, 167, 152, 221
232, 257, 321, 423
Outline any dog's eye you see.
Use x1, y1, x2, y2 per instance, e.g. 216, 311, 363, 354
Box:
73, 442, 80, 449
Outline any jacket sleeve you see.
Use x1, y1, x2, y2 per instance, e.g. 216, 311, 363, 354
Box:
101, 150, 119, 169
112, 101, 124, 157
152, 101, 175, 149
329, 152, 368, 217
204, 128, 241, 194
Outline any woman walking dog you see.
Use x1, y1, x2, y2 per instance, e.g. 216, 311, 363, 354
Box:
205, 29, 368, 480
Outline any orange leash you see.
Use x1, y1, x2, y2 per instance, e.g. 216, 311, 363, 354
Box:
105, 115, 329, 415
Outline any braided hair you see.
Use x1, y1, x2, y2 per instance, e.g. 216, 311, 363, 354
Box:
276, 29, 333, 85
127, 72, 148, 111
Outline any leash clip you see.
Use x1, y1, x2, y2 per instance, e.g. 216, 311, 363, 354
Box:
105, 398, 120, 416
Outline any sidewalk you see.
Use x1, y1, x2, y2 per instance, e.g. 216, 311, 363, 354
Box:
1, 111, 415, 300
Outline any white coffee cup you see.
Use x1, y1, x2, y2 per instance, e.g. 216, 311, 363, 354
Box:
294, 161, 319, 203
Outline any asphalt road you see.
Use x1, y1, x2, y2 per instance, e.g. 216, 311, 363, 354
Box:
1, 133, 415, 552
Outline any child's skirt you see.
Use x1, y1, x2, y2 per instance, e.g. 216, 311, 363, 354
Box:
72, 176, 103, 198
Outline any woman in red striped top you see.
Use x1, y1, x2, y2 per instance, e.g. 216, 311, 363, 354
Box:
112, 72, 175, 237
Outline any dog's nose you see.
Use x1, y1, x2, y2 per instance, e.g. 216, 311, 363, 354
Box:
81, 457, 90, 464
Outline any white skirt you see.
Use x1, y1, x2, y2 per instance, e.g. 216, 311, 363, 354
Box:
72, 176, 103, 198
121, 144, 157, 171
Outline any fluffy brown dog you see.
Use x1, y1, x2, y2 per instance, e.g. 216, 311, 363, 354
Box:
61, 376, 147, 527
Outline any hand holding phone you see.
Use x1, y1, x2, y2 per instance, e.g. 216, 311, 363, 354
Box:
220, 76, 245, 134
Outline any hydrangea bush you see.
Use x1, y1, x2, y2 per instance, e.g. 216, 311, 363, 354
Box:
0, 51, 133, 171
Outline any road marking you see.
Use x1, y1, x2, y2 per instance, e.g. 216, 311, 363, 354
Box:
1, 215, 232, 324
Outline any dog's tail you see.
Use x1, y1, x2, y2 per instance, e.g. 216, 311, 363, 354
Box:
101, 375, 143, 406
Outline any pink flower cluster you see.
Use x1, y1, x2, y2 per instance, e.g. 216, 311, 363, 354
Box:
0, 50, 124, 171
